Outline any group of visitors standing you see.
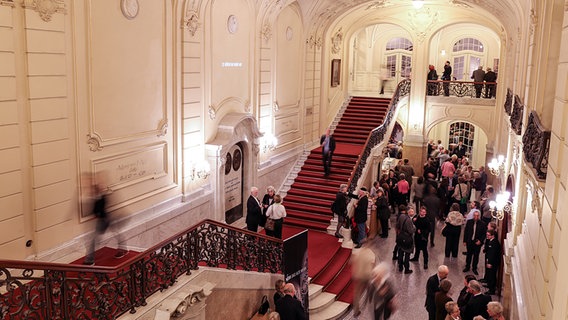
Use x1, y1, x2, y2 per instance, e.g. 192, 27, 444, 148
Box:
246, 185, 286, 239
426, 61, 497, 98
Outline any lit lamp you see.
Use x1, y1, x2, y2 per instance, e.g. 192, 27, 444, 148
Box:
190, 160, 210, 180
261, 132, 278, 153
487, 155, 505, 176
488, 191, 512, 221
412, 0, 424, 9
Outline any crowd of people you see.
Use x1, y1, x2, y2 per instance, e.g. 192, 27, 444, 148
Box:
426, 61, 497, 98
246, 185, 287, 239
324, 137, 505, 319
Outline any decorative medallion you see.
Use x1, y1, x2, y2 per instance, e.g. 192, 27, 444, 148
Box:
232, 149, 241, 171
225, 153, 232, 175
331, 28, 343, 54
227, 14, 238, 34
120, 0, 139, 20
87, 133, 103, 152
183, 11, 200, 37
261, 24, 272, 43
23, 0, 66, 22
408, 7, 439, 44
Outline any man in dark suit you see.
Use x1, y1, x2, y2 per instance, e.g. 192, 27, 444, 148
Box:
353, 187, 369, 248
425, 265, 449, 320
484, 229, 501, 295
246, 186, 262, 232
463, 211, 487, 275
320, 128, 336, 176
462, 280, 491, 320
275, 283, 307, 320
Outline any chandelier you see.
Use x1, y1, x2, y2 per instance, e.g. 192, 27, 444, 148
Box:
261, 132, 278, 153
488, 191, 513, 220
487, 155, 505, 176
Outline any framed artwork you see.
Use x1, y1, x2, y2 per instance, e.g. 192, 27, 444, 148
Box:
331, 59, 341, 87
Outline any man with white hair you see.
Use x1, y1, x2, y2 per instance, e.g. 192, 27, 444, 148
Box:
462, 280, 491, 320
246, 186, 262, 232
275, 283, 306, 320
425, 265, 449, 320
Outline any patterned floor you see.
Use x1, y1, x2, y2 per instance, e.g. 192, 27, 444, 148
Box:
343, 216, 498, 320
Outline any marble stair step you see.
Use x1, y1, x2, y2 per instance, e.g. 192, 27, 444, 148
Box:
308, 283, 324, 300
309, 292, 336, 313
309, 301, 351, 320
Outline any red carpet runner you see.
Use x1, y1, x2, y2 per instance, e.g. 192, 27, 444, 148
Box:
282, 96, 391, 304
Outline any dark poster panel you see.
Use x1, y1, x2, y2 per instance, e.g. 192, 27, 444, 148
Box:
283, 230, 309, 317
225, 144, 243, 224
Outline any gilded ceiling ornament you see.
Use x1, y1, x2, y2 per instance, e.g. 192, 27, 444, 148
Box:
331, 27, 343, 54
183, 11, 200, 37
261, 24, 272, 43
23, 0, 66, 22
407, 8, 439, 44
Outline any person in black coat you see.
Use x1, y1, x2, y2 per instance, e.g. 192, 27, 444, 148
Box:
462, 280, 491, 320
425, 265, 449, 320
320, 128, 336, 176
484, 229, 501, 295
462, 211, 487, 275
441, 61, 452, 96
375, 188, 390, 238
275, 283, 307, 320
246, 186, 262, 232
410, 206, 431, 269
261, 186, 276, 231
353, 187, 369, 248
457, 274, 477, 313
333, 184, 349, 238
483, 67, 497, 98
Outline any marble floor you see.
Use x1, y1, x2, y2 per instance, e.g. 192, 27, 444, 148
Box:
343, 217, 499, 320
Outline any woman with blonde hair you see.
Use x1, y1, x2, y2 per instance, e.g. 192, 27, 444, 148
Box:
486, 301, 504, 320
265, 194, 286, 239
443, 203, 464, 258
444, 301, 460, 320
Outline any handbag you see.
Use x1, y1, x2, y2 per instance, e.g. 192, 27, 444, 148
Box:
265, 218, 275, 231
258, 295, 269, 315
396, 231, 412, 249
458, 184, 468, 205
441, 223, 448, 237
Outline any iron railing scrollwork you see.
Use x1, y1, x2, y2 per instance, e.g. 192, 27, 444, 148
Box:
504, 88, 513, 115
0, 220, 283, 319
510, 94, 524, 135
347, 79, 411, 193
426, 80, 497, 98
522, 111, 550, 180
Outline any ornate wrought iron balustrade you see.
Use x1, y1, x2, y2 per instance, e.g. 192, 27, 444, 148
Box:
0, 219, 283, 319
522, 111, 550, 180
348, 79, 411, 193
426, 80, 497, 98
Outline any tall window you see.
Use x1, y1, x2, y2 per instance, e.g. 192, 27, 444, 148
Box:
452, 38, 484, 80
448, 122, 475, 157
385, 37, 413, 84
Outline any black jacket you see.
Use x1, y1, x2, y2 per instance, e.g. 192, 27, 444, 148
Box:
463, 219, 487, 245
463, 293, 491, 320
246, 195, 262, 225
484, 237, 502, 266
275, 295, 307, 320
319, 134, 336, 155
354, 195, 368, 223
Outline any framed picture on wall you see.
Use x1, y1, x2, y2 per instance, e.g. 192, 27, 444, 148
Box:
331, 59, 341, 87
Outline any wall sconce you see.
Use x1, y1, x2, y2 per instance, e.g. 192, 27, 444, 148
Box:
260, 132, 278, 153
190, 160, 210, 180
440, 50, 446, 56
489, 191, 513, 221
412, 0, 424, 9
487, 155, 505, 176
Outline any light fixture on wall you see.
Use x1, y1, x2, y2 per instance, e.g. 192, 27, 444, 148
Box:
487, 155, 505, 176
190, 160, 211, 180
412, 0, 425, 9
489, 191, 513, 221
261, 132, 278, 153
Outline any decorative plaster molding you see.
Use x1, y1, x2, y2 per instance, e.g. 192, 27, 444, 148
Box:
208, 105, 216, 120
244, 100, 251, 113
156, 283, 214, 318
331, 27, 343, 54
365, 0, 392, 10
183, 10, 200, 36
273, 101, 279, 112
87, 133, 103, 152
306, 35, 322, 49
261, 24, 272, 43
0, 0, 15, 7
157, 119, 168, 137
529, 9, 537, 36
407, 8, 439, 44
22, 0, 66, 22
448, 0, 472, 8
120, 0, 139, 20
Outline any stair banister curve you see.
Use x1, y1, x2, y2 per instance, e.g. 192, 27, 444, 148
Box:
347, 79, 411, 193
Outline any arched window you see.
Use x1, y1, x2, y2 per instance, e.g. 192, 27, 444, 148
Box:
385, 37, 413, 83
448, 122, 475, 157
452, 38, 484, 80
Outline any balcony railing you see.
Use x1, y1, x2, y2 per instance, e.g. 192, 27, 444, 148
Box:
426, 80, 497, 98
348, 79, 411, 193
0, 219, 283, 319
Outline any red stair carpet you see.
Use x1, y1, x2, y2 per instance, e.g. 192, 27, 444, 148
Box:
70, 246, 138, 266
282, 96, 392, 305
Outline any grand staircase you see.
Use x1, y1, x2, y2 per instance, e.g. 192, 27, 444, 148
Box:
282, 96, 392, 319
